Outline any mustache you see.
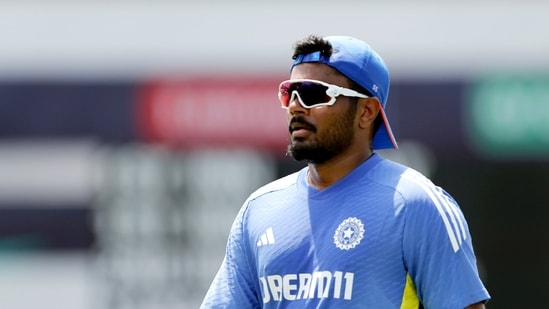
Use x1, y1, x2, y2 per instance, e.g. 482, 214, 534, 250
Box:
289, 116, 316, 133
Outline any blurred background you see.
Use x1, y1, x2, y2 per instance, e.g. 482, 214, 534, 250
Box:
0, 1, 548, 308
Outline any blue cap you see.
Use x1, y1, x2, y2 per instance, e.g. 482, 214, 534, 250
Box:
291, 35, 398, 149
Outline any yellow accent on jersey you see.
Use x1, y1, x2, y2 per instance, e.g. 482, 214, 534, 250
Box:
400, 274, 420, 309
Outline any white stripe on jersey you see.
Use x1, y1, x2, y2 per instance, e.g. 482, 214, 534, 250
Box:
402, 170, 466, 253
441, 190, 468, 242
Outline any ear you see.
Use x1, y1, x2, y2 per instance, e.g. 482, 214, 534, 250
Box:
357, 97, 381, 130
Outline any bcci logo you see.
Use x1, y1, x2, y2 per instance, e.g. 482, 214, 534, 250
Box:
333, 217, 365, 250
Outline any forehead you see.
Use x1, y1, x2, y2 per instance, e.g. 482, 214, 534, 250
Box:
290, 63, 351, 87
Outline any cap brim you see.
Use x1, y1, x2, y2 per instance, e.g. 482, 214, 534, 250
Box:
372, 102, 398, 150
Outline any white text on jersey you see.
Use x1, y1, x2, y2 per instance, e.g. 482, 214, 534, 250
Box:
259, 271, 354, 303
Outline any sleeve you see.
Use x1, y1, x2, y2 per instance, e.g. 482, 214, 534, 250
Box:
200, 203, 261, 309
402, 186, 490, 309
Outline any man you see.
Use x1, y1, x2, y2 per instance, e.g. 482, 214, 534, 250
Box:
201, 35, 490, 308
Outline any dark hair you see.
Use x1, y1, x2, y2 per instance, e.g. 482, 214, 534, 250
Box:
292, 35, 333, 60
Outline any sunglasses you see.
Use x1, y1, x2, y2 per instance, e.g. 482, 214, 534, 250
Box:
278, 79, 370, 109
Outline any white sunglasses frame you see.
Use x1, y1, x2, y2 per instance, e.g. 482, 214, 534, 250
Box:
278, 79, 370, 109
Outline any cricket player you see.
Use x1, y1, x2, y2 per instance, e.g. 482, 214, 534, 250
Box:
201, 35, 490, 308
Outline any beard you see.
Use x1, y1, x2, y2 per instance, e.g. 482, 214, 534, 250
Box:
287, 104, 357, 164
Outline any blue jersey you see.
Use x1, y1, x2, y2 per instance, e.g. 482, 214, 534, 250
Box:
201, 154, 490, 308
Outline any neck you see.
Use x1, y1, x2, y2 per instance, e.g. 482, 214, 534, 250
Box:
307, 149, 373, 190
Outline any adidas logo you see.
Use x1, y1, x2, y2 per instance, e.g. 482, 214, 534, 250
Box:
256, 227, 275, 247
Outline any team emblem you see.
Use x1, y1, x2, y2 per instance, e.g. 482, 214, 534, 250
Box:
333, 217, 365, 250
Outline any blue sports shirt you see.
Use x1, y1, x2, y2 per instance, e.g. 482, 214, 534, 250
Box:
201, 154, 490, 308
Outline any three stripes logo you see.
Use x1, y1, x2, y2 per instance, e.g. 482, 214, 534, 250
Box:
257, 227, 276, 247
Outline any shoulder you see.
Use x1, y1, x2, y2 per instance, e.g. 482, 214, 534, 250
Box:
244, 169, 301, 205
369, 157, 462, 226
378, 159, 470, 253
372, 157, 446, 202
367, 157, 429, 199
229, 169, 302, 231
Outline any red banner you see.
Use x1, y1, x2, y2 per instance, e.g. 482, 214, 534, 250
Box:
138, 77, 289, 151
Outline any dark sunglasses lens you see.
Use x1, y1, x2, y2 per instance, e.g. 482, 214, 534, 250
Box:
298, 82, 330, 107
280, 81, 330, 107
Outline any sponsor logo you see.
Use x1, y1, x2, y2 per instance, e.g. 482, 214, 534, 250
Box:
333, 217, 365, 250
257, 227, 276, 247
259, 271, 354, 303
